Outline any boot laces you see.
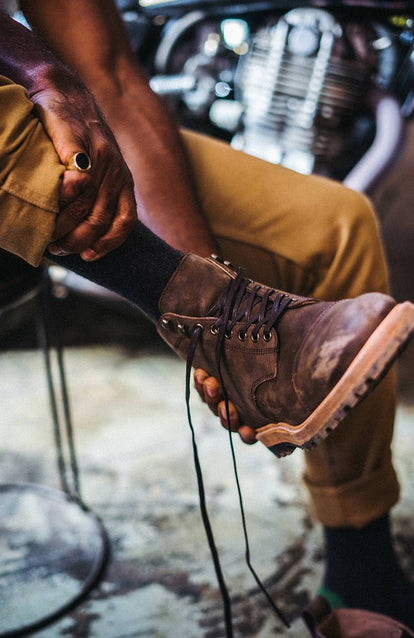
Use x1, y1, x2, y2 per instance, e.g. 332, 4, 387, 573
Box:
209, 267, 292, 342
185, 268, 291, 636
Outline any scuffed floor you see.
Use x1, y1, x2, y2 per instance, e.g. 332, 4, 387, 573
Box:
0, 334, 413, 637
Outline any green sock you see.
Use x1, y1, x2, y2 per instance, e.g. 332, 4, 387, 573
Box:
317, 584, 346, 610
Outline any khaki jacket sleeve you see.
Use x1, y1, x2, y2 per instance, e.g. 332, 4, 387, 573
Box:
0, 76, 64, 266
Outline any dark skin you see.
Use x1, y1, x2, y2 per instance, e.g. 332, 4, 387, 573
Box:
1, 2, 250, 440
35, 85, 138, 260
20, 0, 217, 257
0, 9, 137, 261
194, 369, 256, 444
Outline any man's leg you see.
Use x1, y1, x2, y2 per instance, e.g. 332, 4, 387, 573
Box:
4, 78, 405, 454
2, 76, 413, 625
1, 78, 403, 505
181, 128, 396, 527
181, 129, 413, 624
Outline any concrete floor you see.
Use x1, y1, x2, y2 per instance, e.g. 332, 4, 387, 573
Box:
1, 125, 414, 637
0, 325, 413, 638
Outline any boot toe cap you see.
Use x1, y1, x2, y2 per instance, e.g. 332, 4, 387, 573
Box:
293, 292, 396, 408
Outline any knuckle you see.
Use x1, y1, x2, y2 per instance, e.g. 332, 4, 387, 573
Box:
85, 209, 111, 230
94, 140, 118, 167
119, 201, 138, 221
94, 136, 109, 156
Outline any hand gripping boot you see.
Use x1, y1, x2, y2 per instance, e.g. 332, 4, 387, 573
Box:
157, 254, 414, 457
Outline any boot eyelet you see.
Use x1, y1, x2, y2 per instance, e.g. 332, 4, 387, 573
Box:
193, 323, 204, 334
263, 332, 272, 342
161, 318, 172, 331
210, 324, 219, 335
251, 333, 259, 343
225, 330, 233, 339
238, 331, 247, 342
177, 323, 188, 336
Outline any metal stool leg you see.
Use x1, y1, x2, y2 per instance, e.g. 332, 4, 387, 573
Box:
0, 271, 110, 637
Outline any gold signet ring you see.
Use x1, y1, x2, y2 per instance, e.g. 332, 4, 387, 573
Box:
66, 152, 91, 172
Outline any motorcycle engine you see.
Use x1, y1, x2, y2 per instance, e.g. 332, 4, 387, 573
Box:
149, 7, 401, 178
232, 9, 377, 175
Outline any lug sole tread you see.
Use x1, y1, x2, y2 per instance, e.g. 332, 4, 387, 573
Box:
257, 302, 414, 458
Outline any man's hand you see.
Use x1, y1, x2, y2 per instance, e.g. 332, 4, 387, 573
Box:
32, 84, 137, 260
0, 9, 137, 260
194, 369, 257, 445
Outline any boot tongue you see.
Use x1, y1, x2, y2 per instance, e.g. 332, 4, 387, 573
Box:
158, 254, 235, 318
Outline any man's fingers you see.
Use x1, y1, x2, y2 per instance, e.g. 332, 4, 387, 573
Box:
51, 177, 120, 255
50, 172, 95, 247
218, 405, 257, 444
59, 169, 91, 209
203, 376, 223, 416
218, 400, 240, 432
33, 90, 138, 260
238, 425, 257, 445
194, 369, 209, 401
194, 370, 253, 441
193, 371, 243, 434
65, 166, 134, 256
81, 187, 137, 260
50, 182, 136, 258
49, 207, 112, 255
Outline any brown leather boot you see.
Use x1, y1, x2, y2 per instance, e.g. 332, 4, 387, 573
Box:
157, 254, 414, 457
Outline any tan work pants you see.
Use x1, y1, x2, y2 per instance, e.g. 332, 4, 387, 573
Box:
0, 76, 399, 528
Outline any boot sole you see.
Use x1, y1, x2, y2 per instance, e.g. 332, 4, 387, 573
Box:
256, 302, 414, 458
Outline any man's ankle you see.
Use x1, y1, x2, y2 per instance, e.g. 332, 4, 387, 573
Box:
321, 515, 414, 627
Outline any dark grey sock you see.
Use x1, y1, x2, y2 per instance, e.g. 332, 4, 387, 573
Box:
322, 514, 414, 629
49, 222, 184, 323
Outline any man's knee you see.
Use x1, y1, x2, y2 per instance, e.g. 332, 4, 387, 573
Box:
336, 187, 380, 253
313, 183, 390, 299
309, 178, 379, 255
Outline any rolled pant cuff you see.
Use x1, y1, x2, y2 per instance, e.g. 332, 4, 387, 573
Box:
304, 463, 400, 528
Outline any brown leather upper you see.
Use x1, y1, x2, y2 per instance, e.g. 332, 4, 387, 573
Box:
303, 595, 414, 638
157, 254, 395, 429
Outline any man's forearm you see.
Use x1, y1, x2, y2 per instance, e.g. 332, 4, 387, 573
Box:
99, 79, 218, 256
20, 0, 217, 256
0, 9, 74, 96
